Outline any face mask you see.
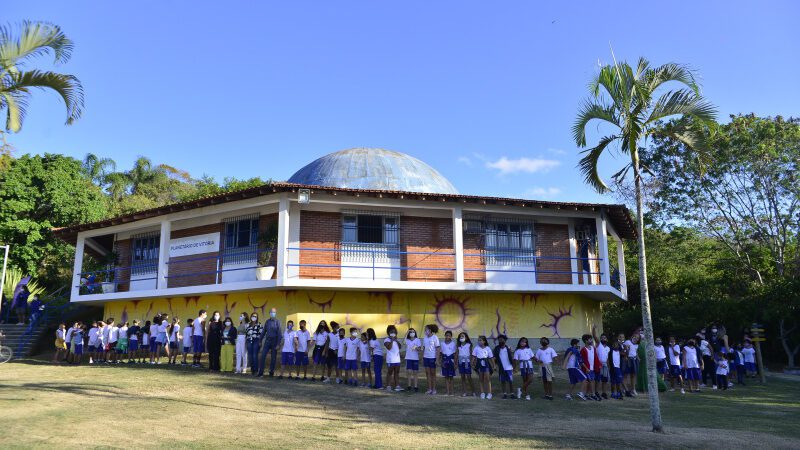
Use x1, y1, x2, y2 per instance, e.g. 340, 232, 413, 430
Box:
520, 342, 527, 347
459, 337, 466, 343
225, 321, 231, 326
425, 330, 431, 336
288, 324, 293, 330
270, 312, 276, 318
251, 316, 257, 321
711, 329, 717, 333
351, 332, 358, 337
409, 332, 416, 338
389, 333, 396, 338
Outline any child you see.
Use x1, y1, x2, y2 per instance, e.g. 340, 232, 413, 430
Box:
126, 321, 140, 363
493, 334, 515, 399
404, 328, 421, 392
580, 334, 601, 401
563, 338, 588, 401
168, 317, 180, 364
192, 310, 207, 368
336, 327, 347, 384
344, 327, 360, 386
513, 337, 534, 400
535, 337, 557, 400
440, 330, 457, 396
623, 333, 640, 397
53, 323, 67, 363
294, 320, 311, 380
116, 321, 129, 364
322, 321, 340, 383
279, 320, 295, 379
368, 328, 384, 389
149, 316, 160, 364
140, 320, 150, 364
422, 324, 440, 395
682, 339, 703, 392
87, 322, 99, 364
182, 319, 194, 365
458, 332, 476, 397
715, 352, 729, 391
654, 337, 667, 384
358, 332, 372, 387
70, 322, 84, 365
595, 334, 610, 399
667, 336, 685, 394
734, 344, 746, 385
384, 325, 402, 392
156, 314, 171, 363
312, 320, 330, 381
742, 340, 756, 378
609, 341, 624, 399
472, 335, 493, 399
106, 318, 118, 364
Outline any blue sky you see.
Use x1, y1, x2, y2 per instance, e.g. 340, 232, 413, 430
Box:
5, 1, 799, 203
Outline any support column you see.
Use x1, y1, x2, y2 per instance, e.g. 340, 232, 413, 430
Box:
71, 234, 86, 301
157, 220, 171, 289
567, 219, 579, 285
452, 206, 464, 283
616, 237, 627, 299
276, 195, 290, 285
595, 213, 610, 286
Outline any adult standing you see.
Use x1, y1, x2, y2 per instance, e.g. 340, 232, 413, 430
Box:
257, 307, 282, 377
12, 285, 29, 325
235, 312, 249, 374
191, 310, 207, 368
220, 317, 237, 373
29, 295, 44, 324
246, 313, 264, 376
206, 311, 223, 372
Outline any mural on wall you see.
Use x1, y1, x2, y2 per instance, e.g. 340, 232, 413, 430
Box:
102, 290, 602, 340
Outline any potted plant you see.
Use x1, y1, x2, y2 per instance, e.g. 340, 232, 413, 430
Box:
99, 252, 119, 293
256, 223, 278, 280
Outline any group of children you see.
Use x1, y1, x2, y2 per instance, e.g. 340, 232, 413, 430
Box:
52, 312, 760, 401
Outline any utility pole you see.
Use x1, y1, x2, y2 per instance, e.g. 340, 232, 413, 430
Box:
0, 245, 9, 319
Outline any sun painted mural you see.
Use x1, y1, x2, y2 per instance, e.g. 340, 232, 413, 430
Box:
104, 290, 602, 342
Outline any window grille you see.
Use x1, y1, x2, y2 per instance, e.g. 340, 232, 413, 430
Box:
223, 213, 260, 265
131, 231, 160, 275
341, 210, 400, 262
464, 214, 536, 265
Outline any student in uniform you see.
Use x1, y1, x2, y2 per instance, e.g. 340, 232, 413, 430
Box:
404, 328, 422, 392
563, 338, 588, 401
682, 339, 703, 392
220, 317, 237, 373
368, 328, 384, 389
69, 322, 84, 365
86, 322, 99, 364
384, 325, 402, 392
279, 320, 295, 379
595, 334, 611, 399
580, 334, 601, 401
472, 335, 494, 399
192, 310, 208, 368
715, 352, 729, 391
311, 320, 330, 381
156, 314, 171, 364
336, 327, 347, 384
654, 337, 668, 384
182, 319, 194, 365
623, 333, 640, 397
457, 332, 476, 397
358, 332, 372, 387
294, 320, 311, 380
734, 343, 746, 385
440, 330, 457, 396
422, 324, 440, 395
53, 323, 67, 363
609, 341, 624, 399
115, 322, 129, 364
127, 320, 140, 364
148, 316, 160, 364
235, 313, 249, 374
513, 337, 534, 400
323, 321, 340, 384
140, 320, 150, 364
742, 340, 757, 378
667, 336, 685, 394
168, 317, 181, 364
106, 318, 118, 364
493, 334, 515, 399
344, 327, 360, 386
245, 314, 263, 376
95, 321, 107, 363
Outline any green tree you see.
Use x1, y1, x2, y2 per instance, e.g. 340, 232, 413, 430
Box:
0, 21, 84, 135
81, 153, 117, 185
573, 57, 716, 432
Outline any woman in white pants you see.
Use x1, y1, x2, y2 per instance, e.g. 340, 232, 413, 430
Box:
235, 313, 249, 374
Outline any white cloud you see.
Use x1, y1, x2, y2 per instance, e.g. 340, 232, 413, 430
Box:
547, 148, 567, 156
457, 156, 473, 166
524, 187, 563, 198
485, 157, 560, 175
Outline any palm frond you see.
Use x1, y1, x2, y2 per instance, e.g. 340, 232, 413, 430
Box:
644, 63, 699, 95
572, 99, 619, 146
0, 21, 73, 72
2, 69, 83, 130
0, 91, 29, 132
578, 134, 618, 193
646, 90, 717, 125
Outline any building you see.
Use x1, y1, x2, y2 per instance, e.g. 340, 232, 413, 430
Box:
54, 148, 633, 346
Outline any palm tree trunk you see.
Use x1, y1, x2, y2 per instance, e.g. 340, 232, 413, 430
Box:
633, 160, 663, 432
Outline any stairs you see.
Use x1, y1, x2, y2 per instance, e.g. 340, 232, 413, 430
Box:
0, 323, 49, 358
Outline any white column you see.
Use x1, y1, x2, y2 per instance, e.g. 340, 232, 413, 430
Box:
452, 206, 465, 283
595, 213, 610, 286
616, 237, 627, 299
71, 234, 86, 301
276, 195, 290, 285
567, 219, 579, 285
157, 220, 171, 289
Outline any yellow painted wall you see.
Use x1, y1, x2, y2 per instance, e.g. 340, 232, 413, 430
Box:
102, 290, 602, 340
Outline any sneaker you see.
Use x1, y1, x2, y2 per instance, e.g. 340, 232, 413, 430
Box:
631, 390, 638, 397
426, 389, 433, 395
546, 395, 553, 401
394, 386, 403, 392
480, 393, 486, 399
564, 394, 573, 400
669, 388, 675, 392
517, 388, 522, 398
576, 392, 588, 401
431, 390, 437, 395
601, 392, 608, 399
486, 393, 492, 399
322, 378, 330, 384
699, 383, 706, 387
525, 395, 531, 401
712, 385, 718, 390
461, 393, 468, 397
594, 395, 602, 402
681, 388, 686, 394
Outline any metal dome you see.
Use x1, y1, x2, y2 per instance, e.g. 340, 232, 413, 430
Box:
288, 148, 459, 195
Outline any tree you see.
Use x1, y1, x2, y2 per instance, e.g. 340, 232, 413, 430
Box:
573, 57, 716, 432
0, 21, 84, 135
82, 153, 117, 185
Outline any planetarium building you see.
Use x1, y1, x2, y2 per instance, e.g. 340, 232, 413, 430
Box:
55, 148, 633, 345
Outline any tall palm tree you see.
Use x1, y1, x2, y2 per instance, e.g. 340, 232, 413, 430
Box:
104, 172, 132, 202
127, 156, 158, 194
0, 21, 84, 133
82, 153, 117, 184
573, 57, 716, 432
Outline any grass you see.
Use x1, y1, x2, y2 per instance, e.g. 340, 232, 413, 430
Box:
1, 356, 798, 449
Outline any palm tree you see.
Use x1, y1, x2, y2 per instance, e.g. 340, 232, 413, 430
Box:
103, 172, 131, 202
127, 156, 158, 194
0, 21, 84, 133
82, 153, 117, 184
573, 57, 716, 432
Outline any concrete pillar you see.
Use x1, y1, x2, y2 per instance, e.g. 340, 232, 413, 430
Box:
616, 237, 627, 299
567, 219, 579, 285
276, 195, 290, 285
157, 220, 171, 289
71, 234, 86, 301
595, 213, 610, 286
452, 207, 465, 283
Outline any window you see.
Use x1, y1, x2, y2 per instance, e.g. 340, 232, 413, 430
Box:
131, 232, 160, 275
342, 214, 399, 245
223, 214, 260, 264
484, 221, 534, 265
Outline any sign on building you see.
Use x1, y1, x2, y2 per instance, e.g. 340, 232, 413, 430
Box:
169, 232, 220, 258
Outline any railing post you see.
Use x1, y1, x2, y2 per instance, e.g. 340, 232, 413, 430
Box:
157, 220, 171, 289
71, 234, 85, 301
452, 207, 465, 283
372, 249, 376, 280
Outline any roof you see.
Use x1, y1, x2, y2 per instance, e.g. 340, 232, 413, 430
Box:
52, 181, 636, 243
288, 147, 459, 195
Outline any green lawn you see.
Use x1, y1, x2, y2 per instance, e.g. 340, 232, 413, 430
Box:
0, 357, 798, 449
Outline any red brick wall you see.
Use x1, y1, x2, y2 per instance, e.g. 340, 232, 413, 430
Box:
114, 239, 131, 292
169, 223, 223, 288
400, 216, 455, 282
299, 210, 341, 280
535, 223, 572, 284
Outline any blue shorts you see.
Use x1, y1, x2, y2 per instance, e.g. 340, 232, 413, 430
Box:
599, 364, 609, 382
281, 351, 294, 366
295, 351, 309, 366
499, 369, 513, 383
345, 359, 358, 371
387, 362, 400, 367
568, 367, 587, 385
183, 346, 191, 354
406, 359, 419, 371
669, 364, 682, 377
169, 342, 178, 350
656, 359, 667, 374
519, 362, 534, 378
745, 362, 756, 372
585, 370, 597, 381
87, 345, 96, 353
624, 357, 639, 374
326, 350, 337, 367
476, 358, 490, 373
149, 340, 158, 353
128, 340, 139, 352
337, 357, 346, 370
312, 345, 325, 364
73, 344, 83, 355
192, 335, 204, 353
441, 356, 456, 377
360, 361, 370, 369
423, 357, 436, 369
611, 367, 624, 385
686, 368, 702, 380
459, 361, 472, 375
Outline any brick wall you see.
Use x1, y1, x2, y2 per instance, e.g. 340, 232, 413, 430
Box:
299, 210, 341, 280
169, 223, 223, 288
114, 239, 131, 292
400, 216, 455, 282
535, 223, 572, 284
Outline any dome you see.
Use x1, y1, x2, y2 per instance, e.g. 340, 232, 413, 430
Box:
288, 148, 459, 195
